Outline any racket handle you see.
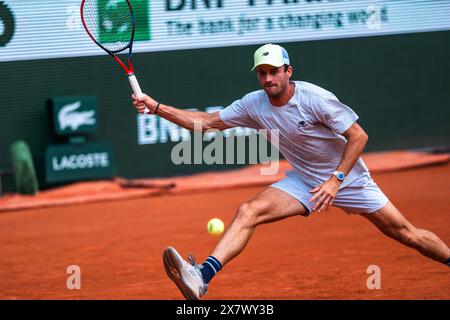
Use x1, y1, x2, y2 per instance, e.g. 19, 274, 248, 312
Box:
128, 74, 149, 114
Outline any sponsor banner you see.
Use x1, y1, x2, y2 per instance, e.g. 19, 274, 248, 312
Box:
52, 96, 97, 136
45, 142, 115, 183
137, 105, 257, 145
0, 0, 450, 62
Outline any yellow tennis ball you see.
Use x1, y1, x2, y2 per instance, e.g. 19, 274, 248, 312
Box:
207, 218, 224, 235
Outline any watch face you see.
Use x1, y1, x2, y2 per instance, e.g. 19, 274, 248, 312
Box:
337, 173, 345, 180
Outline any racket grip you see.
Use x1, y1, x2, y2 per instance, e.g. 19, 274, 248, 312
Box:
128, 74, 149, 114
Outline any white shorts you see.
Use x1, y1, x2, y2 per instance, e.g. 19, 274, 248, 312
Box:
271, 171, 389, 216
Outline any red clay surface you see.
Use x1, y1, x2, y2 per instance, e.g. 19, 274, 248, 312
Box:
1, 164, 449, 300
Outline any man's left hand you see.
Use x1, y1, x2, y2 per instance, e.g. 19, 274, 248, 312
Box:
309, 177, 342, 212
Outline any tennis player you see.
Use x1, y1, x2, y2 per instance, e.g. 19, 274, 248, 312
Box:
132, 44, 450, 300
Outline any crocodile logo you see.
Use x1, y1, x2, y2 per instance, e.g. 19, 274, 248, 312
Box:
58, 101, 96, 131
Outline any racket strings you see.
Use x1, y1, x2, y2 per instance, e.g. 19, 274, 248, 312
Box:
82, 0, 133, 53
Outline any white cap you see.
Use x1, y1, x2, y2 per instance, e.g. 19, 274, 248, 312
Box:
251, 43, 290, 71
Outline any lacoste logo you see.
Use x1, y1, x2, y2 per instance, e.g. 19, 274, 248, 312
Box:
58, 101, 96, 131
297, 120, 307, 129
262, 52, 269, 56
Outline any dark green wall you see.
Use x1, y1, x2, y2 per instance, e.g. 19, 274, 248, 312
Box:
1, 30, 449, 190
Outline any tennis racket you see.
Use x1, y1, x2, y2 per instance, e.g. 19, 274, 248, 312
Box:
80, 0, 149, 113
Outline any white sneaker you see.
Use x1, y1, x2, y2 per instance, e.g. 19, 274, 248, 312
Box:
163, 246, 208, 300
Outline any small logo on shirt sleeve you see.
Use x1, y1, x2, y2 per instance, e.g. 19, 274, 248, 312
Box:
297, 120, 307, 129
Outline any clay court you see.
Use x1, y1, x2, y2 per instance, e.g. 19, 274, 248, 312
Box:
1, 158, 449, 300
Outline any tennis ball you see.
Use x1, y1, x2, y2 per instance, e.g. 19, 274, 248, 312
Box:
207, 218, 225, 235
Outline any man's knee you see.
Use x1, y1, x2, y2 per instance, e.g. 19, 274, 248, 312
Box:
391, 225, 419, 247
235, 201, 264, 227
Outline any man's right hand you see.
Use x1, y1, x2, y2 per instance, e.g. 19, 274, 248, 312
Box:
132, 93, 158, 114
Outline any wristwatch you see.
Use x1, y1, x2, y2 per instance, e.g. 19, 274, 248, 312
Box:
333, 170, 346, 181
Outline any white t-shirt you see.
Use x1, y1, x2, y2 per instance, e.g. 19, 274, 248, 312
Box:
219, 81, 370, 188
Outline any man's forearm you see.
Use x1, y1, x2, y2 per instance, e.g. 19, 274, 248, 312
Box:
310, 131, 368, 211
336, 134, 368, 176
155, 103, 209, 131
